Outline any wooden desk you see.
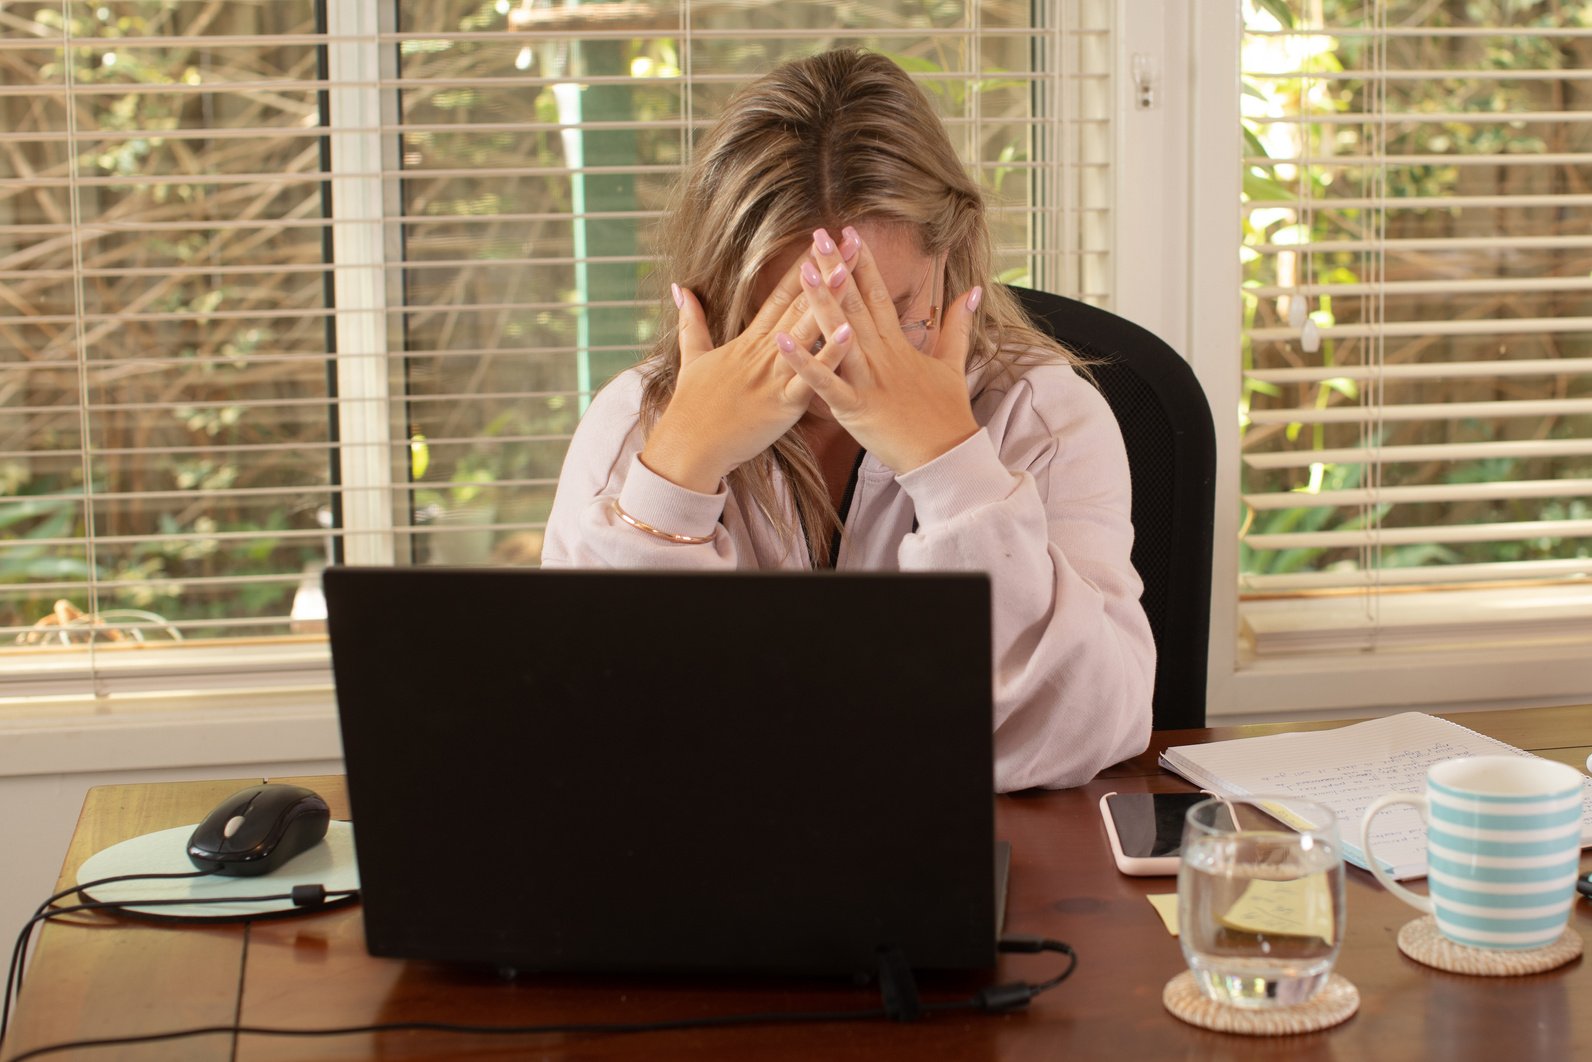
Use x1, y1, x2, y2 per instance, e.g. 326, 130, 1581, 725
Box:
8, 705, 1592, 1060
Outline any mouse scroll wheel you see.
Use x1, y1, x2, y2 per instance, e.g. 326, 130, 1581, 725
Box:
222, 814, 247, 839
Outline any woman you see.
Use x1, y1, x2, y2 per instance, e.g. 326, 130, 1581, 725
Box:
542, 49, 1154, 790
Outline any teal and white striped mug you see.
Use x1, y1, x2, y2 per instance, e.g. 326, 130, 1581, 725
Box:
1361, 756, 1585, 951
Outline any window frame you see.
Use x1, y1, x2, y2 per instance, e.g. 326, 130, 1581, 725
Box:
1184, 1, 1592, 724
14, 0, 1580, 735
1, 0, 1122, 727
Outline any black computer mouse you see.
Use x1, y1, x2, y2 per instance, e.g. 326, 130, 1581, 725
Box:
187, 783, 331, 876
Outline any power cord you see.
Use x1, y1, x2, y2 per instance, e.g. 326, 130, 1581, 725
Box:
1, 926, 1075, 1060
0, 871, 355, 1051
987, 934, 1080, 1008
3, 870, 213, 1047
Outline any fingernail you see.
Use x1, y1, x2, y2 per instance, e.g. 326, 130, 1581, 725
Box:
967, 286, 984, 313
670, 282, 684, 308
812, 228, 836, 256
833, 323, 853, 345
838, 229, 860, 262
827, 264, 847, 289
775, 332, 797, 353
801, 261, 822, 288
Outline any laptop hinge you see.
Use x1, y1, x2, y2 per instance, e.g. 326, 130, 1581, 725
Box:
876, 946, 923, 1022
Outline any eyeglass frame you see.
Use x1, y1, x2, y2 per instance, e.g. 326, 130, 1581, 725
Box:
896, 254, 945, 351
804, 253, 945, 354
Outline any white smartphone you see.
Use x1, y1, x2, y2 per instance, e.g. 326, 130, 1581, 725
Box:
1098, 791, 1211, 876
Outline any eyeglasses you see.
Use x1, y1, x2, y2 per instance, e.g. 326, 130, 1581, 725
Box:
805, 258, 944, 353
897, 258, 944, 351
897, 309, 939, 351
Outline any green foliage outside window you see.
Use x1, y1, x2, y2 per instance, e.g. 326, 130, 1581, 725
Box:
1239, 0, 1592, 584
1, 0, 1054, 641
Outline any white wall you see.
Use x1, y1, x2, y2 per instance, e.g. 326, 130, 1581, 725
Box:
0, 698, 343, 962
2, 756, 343, 963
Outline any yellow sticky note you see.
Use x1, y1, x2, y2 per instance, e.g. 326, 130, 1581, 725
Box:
1147, 893, 1179, 936
1257, 800, 1321, 833
1218, 877, 1336, 945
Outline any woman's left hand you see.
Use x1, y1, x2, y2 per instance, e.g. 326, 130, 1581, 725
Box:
778, 230, 983, 474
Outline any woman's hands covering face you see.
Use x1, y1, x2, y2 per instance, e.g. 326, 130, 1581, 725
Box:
642, 225, 982, 492
640, 249, 853, 493
777, 227, 983, 474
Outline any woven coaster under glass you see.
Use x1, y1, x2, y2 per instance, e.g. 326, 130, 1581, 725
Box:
1162, 971, 1359, 1035
1396, 916, 1582, 976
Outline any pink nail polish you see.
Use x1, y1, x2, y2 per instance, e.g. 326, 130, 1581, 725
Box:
833, 323, 854, 345
967, 286, 984, 313
842, 226, 860, 248
838, 230, 860, 262
801, 261, 822, 288
812, 228, 836, 256
775, 332, 797, 353
670, 282, 684, 308
827, 264, 847, 289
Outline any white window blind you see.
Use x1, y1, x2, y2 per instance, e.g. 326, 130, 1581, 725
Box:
1238, 0, 1592, 654
0, 0, 1114, 699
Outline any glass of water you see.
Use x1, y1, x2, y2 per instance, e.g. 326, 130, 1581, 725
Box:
1178, 796, 1345, 1008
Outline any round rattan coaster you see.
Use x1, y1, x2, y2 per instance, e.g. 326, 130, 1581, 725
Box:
1396, 916, 1582, 976
1162, 971, 1359, 1035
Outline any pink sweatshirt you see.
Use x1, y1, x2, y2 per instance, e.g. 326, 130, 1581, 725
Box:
541, 358, 1155, 791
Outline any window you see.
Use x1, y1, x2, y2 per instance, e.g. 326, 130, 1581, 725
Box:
1199, 0, 1592, 718
1, 0, 1116, 705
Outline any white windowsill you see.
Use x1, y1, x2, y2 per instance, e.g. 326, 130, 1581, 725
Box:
0, 640, 342, 779
0, 638, 333, 701
1221, 585, 1592, 724
1218, 641, 1592, 725
1242, 583, 1592, 657
0, 685, 342, 779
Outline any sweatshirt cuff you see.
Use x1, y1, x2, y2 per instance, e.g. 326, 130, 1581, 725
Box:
615, 453, 728, 540
894, 429, 1017, 527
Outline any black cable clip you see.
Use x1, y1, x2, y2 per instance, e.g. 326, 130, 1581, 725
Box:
290, 884, 328, 907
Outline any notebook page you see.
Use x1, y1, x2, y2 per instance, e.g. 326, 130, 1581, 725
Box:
1159, 712, 1592, 880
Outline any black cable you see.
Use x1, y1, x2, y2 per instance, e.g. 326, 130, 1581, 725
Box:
4, 993, 1031, 1062
4, 1009, 893, 1062
2, 870, 214, 1047
0, 876, 353, 1051
1, 929, 1076, 1059
24, 890, 357, 924
1032, 943, 1079, 991
973, 936, 1078, 1012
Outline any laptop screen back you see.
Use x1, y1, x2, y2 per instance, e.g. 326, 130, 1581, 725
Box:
325, 566, 995, 976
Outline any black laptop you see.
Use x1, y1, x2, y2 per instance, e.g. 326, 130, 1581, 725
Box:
324, 566, 999, 977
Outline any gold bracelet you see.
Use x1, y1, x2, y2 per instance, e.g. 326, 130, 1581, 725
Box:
610, 497, 716, 545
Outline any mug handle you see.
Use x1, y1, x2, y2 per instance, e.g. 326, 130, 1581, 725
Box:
1361, 792, 1432, 913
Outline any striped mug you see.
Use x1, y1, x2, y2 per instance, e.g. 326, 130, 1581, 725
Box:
1361, 756, 1585, 951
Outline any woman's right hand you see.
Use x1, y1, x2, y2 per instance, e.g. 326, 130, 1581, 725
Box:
640, 256, 845, 492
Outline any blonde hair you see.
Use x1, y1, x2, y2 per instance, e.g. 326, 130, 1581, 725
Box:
639, 48, 1067, 565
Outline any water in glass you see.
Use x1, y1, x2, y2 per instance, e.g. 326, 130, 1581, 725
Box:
1178, 798, 1345, 1008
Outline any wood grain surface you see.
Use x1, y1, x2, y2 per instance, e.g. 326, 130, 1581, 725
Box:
6, 711, 1592, 1061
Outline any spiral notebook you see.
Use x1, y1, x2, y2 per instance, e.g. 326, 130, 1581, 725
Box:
1159, 712, 1592, 880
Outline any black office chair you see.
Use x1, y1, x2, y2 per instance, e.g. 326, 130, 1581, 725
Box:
1007, 286, 1216, 730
